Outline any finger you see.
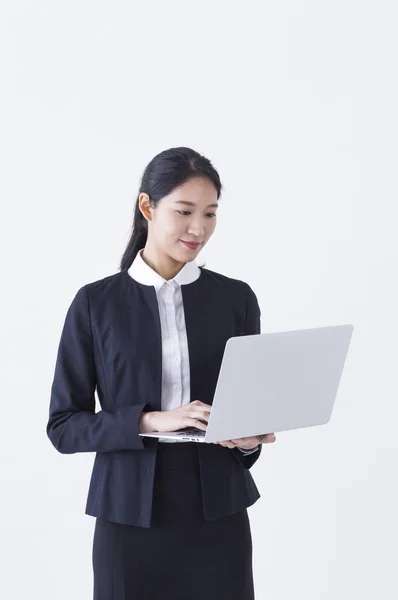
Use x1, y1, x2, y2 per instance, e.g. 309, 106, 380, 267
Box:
258, 433, 276, 443
217, 441, 236, 448
231, 438, 248, 446
189, 406, 211, 417
195, 407, 212, 417
225, 441, 236, 448
231, 439, 258, 450
191, 400, 212, 408
185, 418, 207, 431
191, 409, 210, 423
188, 409, 210, 419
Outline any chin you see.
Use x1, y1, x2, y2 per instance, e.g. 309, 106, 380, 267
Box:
178, 249, 195, 261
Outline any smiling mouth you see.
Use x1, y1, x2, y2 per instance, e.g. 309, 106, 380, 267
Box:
181, 241, 202, 247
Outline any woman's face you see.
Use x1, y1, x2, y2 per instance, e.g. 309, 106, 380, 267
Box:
141, 176, 218, 263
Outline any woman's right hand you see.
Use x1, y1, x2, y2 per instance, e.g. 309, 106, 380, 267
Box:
139, 400, 212, 433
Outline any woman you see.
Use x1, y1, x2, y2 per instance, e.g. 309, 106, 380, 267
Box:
46, 146, 276, 599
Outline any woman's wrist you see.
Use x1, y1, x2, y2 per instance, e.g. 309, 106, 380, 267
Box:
139, 411, 159, 433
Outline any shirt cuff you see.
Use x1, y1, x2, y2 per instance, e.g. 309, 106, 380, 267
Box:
237, 444, 260, 455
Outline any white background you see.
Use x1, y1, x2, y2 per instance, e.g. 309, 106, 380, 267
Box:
1, 1, 397, 598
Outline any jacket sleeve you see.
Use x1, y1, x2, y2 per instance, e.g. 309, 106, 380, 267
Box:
232, 282, 263, 469
238, 446, 260, 456
46, 286, 150, 454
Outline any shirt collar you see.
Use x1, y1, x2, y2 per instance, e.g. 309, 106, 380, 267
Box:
128, 248, 201, 292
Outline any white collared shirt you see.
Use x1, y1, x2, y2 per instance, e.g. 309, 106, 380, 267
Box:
128, 249, 258, 454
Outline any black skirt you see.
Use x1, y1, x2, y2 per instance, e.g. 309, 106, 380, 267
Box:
92, 442, 255, 599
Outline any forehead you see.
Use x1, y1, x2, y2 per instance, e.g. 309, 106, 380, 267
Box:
163, 177, 218, 206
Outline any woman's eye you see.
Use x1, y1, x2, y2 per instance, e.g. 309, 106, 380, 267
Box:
177, 210, 216, 217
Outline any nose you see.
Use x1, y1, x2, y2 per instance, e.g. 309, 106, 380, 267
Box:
187, 218, 205, 238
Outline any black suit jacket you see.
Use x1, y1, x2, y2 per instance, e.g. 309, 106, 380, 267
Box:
46, 266, 263, 527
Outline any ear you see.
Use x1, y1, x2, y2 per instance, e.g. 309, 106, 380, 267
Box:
139, 193, 153, 222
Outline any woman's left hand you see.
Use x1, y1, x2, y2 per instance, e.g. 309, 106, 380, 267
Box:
216, 433, 276, 450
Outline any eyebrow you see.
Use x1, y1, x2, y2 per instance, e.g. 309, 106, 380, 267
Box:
174, 200, 219, 208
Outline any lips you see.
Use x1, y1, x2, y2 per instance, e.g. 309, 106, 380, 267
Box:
181, 241, 201, 249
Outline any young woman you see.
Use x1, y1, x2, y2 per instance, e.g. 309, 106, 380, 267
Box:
47, 146, 276, 599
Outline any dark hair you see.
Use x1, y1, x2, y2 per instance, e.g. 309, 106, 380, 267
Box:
119, 147, 223, 271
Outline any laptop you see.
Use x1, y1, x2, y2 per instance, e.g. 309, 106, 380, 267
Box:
139, 324, 354, 443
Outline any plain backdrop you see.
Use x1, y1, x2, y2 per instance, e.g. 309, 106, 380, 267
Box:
1, 1, 397, 598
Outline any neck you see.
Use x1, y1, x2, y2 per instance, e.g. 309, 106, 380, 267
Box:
141, 243, 186, 281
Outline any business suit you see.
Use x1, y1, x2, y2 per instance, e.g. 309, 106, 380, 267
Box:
47, 259, 263, 598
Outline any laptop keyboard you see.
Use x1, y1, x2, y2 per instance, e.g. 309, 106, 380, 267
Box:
174, 428, 206, 437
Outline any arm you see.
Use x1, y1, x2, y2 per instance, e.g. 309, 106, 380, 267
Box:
46, 286, 150, 454
232, 283, 263, 469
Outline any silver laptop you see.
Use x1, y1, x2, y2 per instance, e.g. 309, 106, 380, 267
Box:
139, 324, 354, 443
